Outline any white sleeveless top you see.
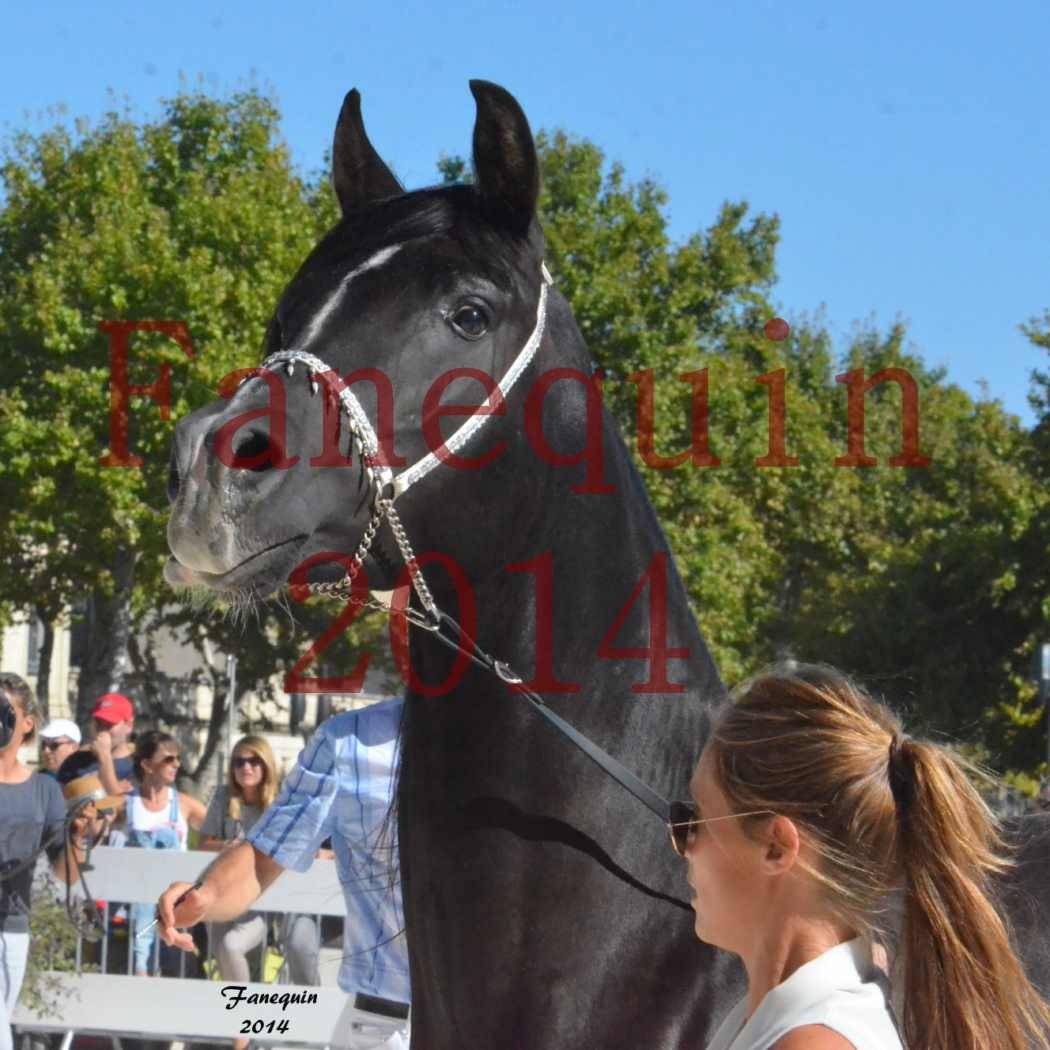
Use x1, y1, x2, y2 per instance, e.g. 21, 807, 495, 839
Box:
127, 787, 189, 848
707, 938, 904, 1050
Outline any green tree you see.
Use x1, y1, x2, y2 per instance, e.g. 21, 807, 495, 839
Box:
0, 87, 384, 744
440, 134, 1046, 774
20, 882, 90, 1019
1009, 308, 1050, 775
2, 87, 1042, 782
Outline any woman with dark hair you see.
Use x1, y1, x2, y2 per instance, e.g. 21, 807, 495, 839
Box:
675, 664, 1050, 1050
0, 672, 65, 1050
127, 730, 205, 976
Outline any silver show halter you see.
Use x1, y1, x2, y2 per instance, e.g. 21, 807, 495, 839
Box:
251, 262, 553, 620
248, 259, 674, 825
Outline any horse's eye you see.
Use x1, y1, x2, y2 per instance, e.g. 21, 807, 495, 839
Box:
448, 304, 489, 340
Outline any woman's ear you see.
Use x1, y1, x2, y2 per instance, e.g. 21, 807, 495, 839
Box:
763, 815, 801, 874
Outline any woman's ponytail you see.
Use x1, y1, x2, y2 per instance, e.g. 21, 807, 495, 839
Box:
896, 739, 1050, 1050
713, 666, 1050, 1050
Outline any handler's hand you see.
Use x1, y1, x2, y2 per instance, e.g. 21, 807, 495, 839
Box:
157, 880, 214, 951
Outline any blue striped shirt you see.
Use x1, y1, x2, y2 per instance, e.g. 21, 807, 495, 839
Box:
249, 697, 408, 1003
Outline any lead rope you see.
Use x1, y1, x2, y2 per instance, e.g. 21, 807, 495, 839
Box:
307, 515, 670, 822
417, 610, 672, 821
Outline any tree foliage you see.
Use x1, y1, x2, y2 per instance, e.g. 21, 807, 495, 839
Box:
0, 88, 388, 746
21, 881, 90, 1018
484, 130, 1045, 773
1, 89, 1045, 780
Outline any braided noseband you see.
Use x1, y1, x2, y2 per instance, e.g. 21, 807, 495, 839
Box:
243, 261, 553, 615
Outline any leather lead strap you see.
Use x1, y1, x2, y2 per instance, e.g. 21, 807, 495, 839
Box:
413, 609, 672, 823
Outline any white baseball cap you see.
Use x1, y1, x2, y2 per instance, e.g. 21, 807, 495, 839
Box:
40, 718, 82, 745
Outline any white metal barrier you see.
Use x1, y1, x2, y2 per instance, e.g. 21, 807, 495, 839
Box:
13, 847, 408, 1048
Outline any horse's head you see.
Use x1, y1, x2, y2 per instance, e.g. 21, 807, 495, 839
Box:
166, 81, 565, 601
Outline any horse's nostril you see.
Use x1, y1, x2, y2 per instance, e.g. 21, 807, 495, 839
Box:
233, 429, 276, 472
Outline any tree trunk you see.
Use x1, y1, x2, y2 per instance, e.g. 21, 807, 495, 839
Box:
75, 547, 138, 724
190, 674, 233, 785
33, 606, 55, 721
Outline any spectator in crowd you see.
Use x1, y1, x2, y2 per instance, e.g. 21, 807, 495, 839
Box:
38, 719, 81, 778
88, 692, 136, 797
57, 776, 125, 865
200, 735, 320, 1050
0, 673, 65, 1050
127, 730, 206, 976
40, 773, 129, 975
199, 736, 280, 852
54, 692, 138, 795
198, 734, 306, 1045
49, 773, 126, 888
159, 697, 408, 1050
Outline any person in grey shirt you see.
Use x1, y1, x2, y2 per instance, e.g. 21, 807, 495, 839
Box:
0, 673, 65, 1050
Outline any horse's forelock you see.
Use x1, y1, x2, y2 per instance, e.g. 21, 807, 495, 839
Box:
331, 184, 542, 294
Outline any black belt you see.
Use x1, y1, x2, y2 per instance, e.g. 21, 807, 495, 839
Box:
354, 992, 410, 1020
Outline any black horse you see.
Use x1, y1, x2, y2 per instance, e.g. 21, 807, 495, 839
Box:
165, 82, 1050, 1047
167, 80, 737, 1048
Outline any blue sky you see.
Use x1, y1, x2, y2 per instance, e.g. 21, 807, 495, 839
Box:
3, 1, 1047, 423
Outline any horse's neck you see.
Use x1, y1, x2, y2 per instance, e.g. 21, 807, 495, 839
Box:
398, 417, 731, 1050
407, 419, 717, 753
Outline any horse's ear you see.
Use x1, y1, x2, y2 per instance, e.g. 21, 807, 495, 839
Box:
469, 80, 539, 235
331, 89, 403, 216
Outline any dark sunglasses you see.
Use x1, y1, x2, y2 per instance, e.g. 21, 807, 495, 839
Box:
667, 799, 776, 857
157, 754, 180, 766
42, 739, 72, 751
232, 755, 264, 769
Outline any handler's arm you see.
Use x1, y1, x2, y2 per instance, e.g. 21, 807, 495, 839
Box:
161, 722, 342, 951
157, 841, 283, 951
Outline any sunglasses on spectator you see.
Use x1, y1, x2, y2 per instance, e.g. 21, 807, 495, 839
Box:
667, 799, 776, 857
232, 755, 264, 769
42, 739, 73, 751
156, 754, 180, 766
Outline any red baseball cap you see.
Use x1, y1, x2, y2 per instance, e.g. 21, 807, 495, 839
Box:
91, 693, 134, 724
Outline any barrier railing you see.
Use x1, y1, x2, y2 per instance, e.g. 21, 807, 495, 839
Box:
13, 846, 407, 1049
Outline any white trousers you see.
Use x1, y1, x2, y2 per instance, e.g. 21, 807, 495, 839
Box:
350, 1024, 409, 1050
0, 931, 30, 1050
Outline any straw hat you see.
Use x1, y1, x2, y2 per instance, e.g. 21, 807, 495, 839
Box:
61, 773, 125, 813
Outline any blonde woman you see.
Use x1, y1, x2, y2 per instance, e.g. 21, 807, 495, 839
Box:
200, 735, 279, 851
673, 664, 1050, 1050
200, 736, 317, 1050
